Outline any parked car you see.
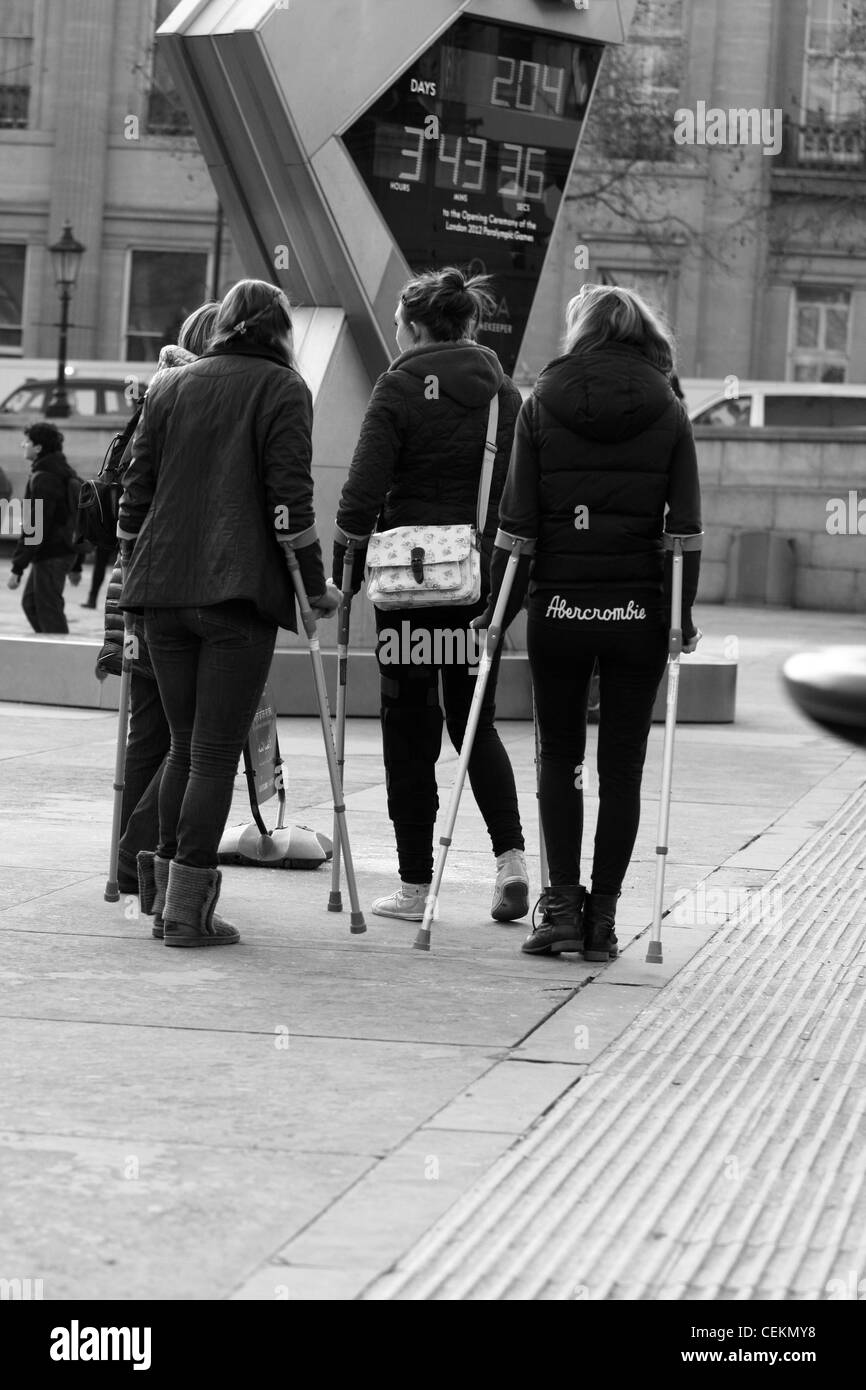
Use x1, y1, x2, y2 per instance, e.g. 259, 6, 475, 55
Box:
0, 376, 149, 418
689, 381, 866, 429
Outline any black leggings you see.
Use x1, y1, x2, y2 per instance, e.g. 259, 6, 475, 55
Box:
375, 605, 524, 883
527, 619, 668, 895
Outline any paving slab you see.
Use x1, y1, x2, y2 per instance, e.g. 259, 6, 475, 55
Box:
1, 601, 865, 1301
0, 1126, 370, 1302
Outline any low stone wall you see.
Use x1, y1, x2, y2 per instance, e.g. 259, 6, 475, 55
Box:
694, 426, 866, 612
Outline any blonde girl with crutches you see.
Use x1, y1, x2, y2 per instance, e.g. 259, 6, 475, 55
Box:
481, 285, 702, 960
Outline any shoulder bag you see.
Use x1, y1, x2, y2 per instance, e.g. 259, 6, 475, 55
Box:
364, 393, 499, 610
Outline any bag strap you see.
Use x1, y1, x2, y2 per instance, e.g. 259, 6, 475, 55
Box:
476, 392, 499, 534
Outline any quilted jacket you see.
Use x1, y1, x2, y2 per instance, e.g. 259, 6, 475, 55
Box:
499, 341, 702, 623
96, 344, 195, 680
335, 340, 521, 595
117, 340, 325, 630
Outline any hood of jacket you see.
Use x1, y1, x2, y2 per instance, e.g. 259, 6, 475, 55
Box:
147, 343, 198, 391
388, 340, 504, 409
534, 342, 676, 444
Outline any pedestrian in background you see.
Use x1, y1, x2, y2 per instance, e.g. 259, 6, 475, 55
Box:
118, 278, 338, 947
479, 284, 702, 960
81, 542, 118, 609
334, 266, 528, 924
97, 302, 221, 896
6, 422, 79, 633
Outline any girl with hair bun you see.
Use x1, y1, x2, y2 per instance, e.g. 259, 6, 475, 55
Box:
334, 265, 529, 926
477, 283, 703, 962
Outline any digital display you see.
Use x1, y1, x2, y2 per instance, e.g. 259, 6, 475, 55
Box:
342, 17, 601, 375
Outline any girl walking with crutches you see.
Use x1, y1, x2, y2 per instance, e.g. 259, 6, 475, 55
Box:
480, 284, 702, 959
118, 279, 339, 947
332, 267, 528, 925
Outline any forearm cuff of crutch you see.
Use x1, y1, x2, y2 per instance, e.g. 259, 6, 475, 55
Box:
662, 531, 703, 551
333, 523, 370, 545
494, 529, 536, 554
277, 523, 318, 550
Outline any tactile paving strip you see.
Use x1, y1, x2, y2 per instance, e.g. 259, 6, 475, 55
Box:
364, 784, 866, 1300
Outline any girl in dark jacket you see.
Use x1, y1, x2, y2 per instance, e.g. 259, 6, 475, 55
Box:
98, 307, 220, 896
7, 422, 79, 632
118, 279, 338, 947
479, 285, 702, 960
334, 267, 528, 924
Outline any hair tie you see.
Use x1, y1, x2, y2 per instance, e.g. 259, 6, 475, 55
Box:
234, 321, 247, 336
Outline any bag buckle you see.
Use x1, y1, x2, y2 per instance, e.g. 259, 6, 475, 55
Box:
410, 546, 425, 584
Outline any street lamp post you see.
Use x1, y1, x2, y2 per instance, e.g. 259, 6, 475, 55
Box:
46, 221, 86, 419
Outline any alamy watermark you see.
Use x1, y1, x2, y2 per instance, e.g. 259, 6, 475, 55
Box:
670, 883, 787, 928
674, 102, 782, 156
826, 491, 866, 535
378, 621, 488, 667
0, 498, 43, 546
0, 1276, 43, 1299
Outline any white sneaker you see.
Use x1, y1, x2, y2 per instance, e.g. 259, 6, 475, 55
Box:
372, 882, 430, 921
491, 849, 529, 922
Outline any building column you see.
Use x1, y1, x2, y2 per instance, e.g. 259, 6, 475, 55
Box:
43, 0, 115, 359
693, 0, 777, 377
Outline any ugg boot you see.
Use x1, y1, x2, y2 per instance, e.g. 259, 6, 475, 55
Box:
136, 851, 170, 939
582, 891, 620, 961
162, 861, 240, 947
491, 849, 529, 922
521, 885, 586, 955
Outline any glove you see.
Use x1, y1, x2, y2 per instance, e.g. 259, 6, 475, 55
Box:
308, 578, 341, 618
68, 570, 81, 587
332, 538, 368, 596
470, 546, 531, 634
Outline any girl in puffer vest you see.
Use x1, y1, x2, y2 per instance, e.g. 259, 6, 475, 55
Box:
477, 285, 703, 961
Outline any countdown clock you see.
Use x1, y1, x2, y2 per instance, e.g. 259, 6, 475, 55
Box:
156, 0, 634, 378
342, 16, 601, 375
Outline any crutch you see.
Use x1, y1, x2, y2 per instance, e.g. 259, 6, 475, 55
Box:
414, 535, 530, 952
646, 533, 701, 964
104, 614, 135, 902
532, 685, 549, 890
283, 545, 366, 934
328, 531, 365, 912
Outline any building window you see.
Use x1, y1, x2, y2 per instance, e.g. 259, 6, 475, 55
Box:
598, 267, 671, 317
0, 0, 34, 130
588, 0, 685, 162
798, 0, 866, 166
789, 286, 851, 381
0, 245, 26, 353
125, 250, 208, 360
145, 0, 194, 135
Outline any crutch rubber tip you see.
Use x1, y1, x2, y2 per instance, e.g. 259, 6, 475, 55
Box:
645, 941, 663, 964
413, 929, 431, 951
327, 891, 343, 912
350, 912, 366, 933
104, 882, 120, 903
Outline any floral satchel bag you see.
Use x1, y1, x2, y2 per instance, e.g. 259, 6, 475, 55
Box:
365, 394, 499, 610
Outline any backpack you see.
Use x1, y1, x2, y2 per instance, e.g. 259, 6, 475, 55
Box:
76, 403, 143, 549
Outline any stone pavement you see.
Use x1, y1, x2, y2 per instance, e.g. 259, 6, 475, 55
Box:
0, 601, 864, 1302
